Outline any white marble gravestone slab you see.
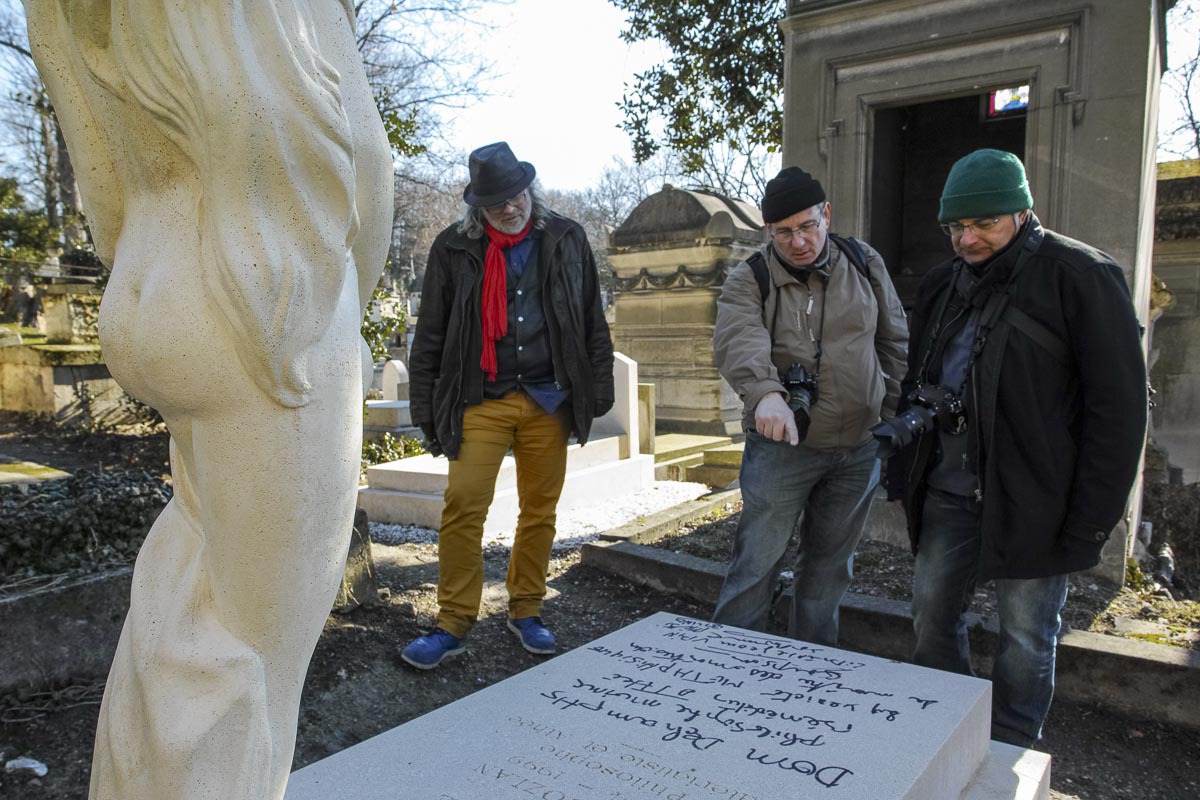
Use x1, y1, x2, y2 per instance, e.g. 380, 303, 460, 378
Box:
287, 613, 992, 800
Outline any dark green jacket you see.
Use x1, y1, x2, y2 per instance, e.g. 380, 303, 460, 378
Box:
409, 212, 614, 460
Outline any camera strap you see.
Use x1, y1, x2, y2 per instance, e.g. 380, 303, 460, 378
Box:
967, 220, 1044, 364
917, 217, 1043, 387
751, 247, 831, 384
915, 271, 964, 384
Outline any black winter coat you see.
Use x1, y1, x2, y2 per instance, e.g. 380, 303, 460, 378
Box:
409, 213, 615, 460
889, 219, 1147, 579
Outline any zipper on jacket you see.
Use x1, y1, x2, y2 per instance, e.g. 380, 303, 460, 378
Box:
449, 257, 479, 445
970, 359, 984, 505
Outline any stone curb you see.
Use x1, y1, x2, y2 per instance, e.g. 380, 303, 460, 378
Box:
598, 486, 741, 544
580, 497, 1200, 731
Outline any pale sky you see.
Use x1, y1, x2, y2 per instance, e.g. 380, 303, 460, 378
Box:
1161, 6, 1200, 159
442, 0, 670, 192
442, 0, 1200, 193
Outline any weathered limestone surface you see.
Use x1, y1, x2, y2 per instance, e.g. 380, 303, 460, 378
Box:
0, 343, 130, 426
609, 187, 764, 437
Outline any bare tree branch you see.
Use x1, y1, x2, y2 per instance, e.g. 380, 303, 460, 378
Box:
1160, 0, 1200, 159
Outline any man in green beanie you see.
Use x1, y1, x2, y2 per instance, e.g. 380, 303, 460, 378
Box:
883, 148, 1147, 746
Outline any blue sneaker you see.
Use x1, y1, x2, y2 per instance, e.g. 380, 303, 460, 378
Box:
400, 628, 465, 670
507, 616, 556, 655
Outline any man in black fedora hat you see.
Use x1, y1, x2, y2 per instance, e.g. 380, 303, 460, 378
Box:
403, 141, 614, 669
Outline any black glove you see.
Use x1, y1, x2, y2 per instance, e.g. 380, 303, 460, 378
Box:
418, 423, 444, 457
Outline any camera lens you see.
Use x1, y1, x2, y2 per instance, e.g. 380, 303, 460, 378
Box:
870, 405, 937, 457
788, 386, 812, 441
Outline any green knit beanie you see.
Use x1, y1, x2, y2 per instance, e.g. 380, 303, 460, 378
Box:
938, 149, 1033, 222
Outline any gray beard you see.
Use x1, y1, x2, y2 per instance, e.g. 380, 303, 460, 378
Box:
486, 208, 532, 235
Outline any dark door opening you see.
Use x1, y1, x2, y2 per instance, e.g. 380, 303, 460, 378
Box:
870, 93, 1026, 304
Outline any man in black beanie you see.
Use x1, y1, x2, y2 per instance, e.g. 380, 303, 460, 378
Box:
711, 166, 908, 645
883, 149, 1146, 746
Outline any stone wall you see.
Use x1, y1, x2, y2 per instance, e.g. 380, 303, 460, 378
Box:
0, 343, 136, 427
1151, 160, 1200, 481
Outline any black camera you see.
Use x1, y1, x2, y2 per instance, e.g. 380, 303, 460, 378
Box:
782, 363, 819, 441
870, 384, 966, 458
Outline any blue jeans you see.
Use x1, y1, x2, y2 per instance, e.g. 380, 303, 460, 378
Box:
912, 488, 1070, 746
713, 435, 878, 646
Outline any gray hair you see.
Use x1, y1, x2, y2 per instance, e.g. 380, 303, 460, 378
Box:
457, 181, 549, 239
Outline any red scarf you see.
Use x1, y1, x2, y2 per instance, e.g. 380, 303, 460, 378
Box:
480, 219, 533, 381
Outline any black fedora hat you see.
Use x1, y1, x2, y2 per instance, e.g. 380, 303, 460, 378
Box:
463, 141, 536, 207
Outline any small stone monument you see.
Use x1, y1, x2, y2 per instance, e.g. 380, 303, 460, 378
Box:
381, 359, 409, 402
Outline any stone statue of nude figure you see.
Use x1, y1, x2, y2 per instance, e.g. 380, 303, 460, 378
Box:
22, 1, 393, 797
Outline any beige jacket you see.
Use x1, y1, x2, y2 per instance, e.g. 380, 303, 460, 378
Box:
714, 239, 909, 449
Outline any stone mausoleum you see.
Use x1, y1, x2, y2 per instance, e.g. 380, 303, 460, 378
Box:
781, 0, 1166, 316
608, 187, 764, 436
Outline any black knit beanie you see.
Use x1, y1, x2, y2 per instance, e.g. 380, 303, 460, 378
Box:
761, 167, 826, 223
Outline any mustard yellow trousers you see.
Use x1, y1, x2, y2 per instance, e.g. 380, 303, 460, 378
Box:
435, 391, 569, 637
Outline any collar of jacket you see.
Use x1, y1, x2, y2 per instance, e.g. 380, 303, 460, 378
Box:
958, 214, 1044, 295
440, 212, 574, 261
766, 240, 833, 285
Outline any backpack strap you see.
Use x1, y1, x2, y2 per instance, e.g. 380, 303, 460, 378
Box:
749, 234, 871, 309
828, 232, 871, 283
747, 250, 771, 310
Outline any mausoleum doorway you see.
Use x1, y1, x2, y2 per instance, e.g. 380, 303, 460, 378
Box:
869, 91, 1027, 303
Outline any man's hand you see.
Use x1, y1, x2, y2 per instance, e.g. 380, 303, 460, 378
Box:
755, 392, 798, 446
418, 423, 444, 458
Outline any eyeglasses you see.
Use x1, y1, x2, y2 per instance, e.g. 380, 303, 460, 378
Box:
940, 217, 1002, 238
485, 191, 528, 213
769, 218, 824, 243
